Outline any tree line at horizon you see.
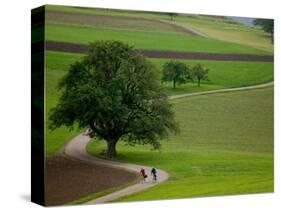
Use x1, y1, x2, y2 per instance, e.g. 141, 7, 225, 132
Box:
253, 19, 274, 43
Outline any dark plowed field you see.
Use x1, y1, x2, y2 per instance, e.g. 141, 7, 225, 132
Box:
45, 41, 274, 62
45, 155, 137, 206
46, 10, 198, 36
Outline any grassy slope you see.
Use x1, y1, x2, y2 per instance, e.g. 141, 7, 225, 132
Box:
46, 5, 181, 20
173, 16, 273, 53
46, 11, 184, 35
46, 23, 270, 55
87, 87, 273, 201
45, 52, 84, 155
46, 5, 273, 53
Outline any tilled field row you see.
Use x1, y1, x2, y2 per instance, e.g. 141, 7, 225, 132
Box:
45, 41, 273, 62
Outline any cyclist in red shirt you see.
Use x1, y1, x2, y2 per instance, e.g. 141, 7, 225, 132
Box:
140, 168, 147, 183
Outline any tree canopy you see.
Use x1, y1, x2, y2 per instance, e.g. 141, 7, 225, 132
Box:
162, 60, 192, 89
192, 64, 209, 87
49, 40, 178, 158
254, 19, 274, 42
167, 12, 178, 21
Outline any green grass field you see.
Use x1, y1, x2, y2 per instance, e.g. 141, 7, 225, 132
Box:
46, 5, 273, 53
46, 5, 173, 20
46, 11, 185, 35
45, 51, 273, 155
46, 23, 270, 55
87, 87, 273, 201
45, 52, 83, 155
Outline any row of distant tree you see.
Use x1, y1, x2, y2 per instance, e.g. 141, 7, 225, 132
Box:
162, 60, 209, 88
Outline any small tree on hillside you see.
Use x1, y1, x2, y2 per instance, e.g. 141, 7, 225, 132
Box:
167, 12, 178, 21
162, 60, 192, 89
253, 19, 274, 43
192, 64, 209, 87
49, 41, 178, 158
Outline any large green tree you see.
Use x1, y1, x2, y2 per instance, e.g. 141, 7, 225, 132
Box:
192, 64, 209, 87
49, 41, 178, 158
162, 60, 192, 89
254, 19, 274, 43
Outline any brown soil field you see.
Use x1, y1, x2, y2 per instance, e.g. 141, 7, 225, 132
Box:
45, 41, 274, 62
46, 10, 198, 36
45, 155, 137, 206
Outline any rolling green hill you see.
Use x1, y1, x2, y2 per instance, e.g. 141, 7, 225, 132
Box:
46, 23, 270, 55
173, 16, 273, 53
45, 5, 273, 53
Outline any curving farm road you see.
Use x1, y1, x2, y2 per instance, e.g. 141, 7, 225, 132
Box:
64, 134, 169, 204
64, 81, 273, 204
169, 81, 274, 100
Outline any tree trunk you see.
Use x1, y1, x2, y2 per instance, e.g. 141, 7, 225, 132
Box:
173, 79, 176, 89
198, 78, 201, 87
106, 140, 117, 158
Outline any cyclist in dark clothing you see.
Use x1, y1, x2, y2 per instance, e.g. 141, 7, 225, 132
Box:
151, 167, 157, 182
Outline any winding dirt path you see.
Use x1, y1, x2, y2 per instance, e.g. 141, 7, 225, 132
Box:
169, 81, 274, 100
64, 81, 273, 204
64, 134, 169, 204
